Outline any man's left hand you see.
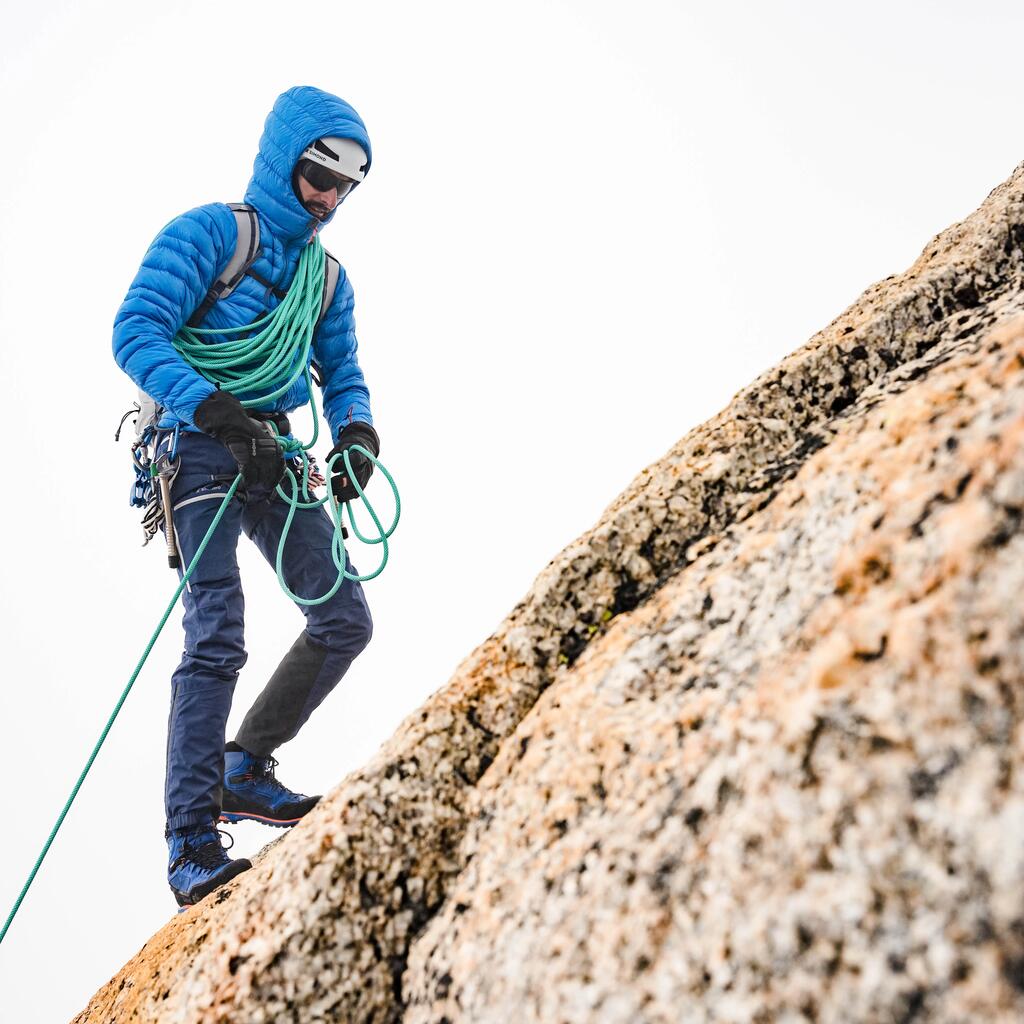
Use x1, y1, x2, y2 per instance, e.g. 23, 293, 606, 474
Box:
329, 422, 380, 502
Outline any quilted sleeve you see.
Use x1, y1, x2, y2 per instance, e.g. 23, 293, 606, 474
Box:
313, 265, 373, 439
112, 204, 237, 425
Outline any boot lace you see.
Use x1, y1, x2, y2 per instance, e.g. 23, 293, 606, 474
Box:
251, 756, 312, 802
253, 756, 289, 794
174, 827, 234, 871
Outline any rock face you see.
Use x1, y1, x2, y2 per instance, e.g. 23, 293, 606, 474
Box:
76, 167, 1024, 1023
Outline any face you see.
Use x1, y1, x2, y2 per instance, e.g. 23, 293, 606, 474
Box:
296, 173, 341, 221
295, 161, 358, 221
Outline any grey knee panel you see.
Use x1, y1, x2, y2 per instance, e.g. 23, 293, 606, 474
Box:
234, 631, 331, 757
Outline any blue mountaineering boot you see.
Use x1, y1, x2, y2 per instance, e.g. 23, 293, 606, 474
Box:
220, 747, 321, 828
166, 821, 252, 909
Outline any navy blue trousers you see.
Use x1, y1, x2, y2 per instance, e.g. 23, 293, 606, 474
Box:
164, 433, 372, 831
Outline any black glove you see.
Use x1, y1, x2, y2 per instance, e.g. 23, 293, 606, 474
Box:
193, 389, 285, 489
329, 422, 380, 502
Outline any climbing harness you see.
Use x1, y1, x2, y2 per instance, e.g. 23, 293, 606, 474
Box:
1, 232, 400, 946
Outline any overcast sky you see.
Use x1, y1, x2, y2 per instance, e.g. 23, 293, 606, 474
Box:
3, 1, 1023, 1019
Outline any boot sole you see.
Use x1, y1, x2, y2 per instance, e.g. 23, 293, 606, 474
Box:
219, 811, 302, 828
171, 857, 252, 908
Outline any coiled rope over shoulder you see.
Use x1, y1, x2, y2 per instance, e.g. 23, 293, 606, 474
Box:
176, 235, 400, 596
1, 237, 399, 945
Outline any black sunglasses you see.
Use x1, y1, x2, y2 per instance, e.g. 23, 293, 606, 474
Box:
297, 159, 357, 197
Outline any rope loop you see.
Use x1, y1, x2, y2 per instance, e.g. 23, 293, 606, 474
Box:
169, 239, 400, 602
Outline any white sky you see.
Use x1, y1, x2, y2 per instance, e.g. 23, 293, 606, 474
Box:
2, 1, 1022, 1019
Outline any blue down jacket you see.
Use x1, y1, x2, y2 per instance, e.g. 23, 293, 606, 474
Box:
112, 86, 373, 437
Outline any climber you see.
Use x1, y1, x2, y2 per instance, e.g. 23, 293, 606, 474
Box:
112, 86, 379, 909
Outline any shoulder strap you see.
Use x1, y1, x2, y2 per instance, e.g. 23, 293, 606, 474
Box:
309, 252, 342, 388
186, 203, 261, 327
316, 252, 341, 332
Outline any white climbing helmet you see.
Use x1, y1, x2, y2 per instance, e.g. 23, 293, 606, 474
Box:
299, 137, 369, 183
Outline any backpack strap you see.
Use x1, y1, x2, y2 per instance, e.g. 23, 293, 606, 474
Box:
316, 251, 341, 332
244, 266, 288, 301
309, 253, 342, 388
186, 203, 261, 327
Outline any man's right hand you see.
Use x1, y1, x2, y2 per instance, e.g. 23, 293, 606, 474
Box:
193, 390, 285, 489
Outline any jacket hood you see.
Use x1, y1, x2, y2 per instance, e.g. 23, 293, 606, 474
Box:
245, 85, 372, 243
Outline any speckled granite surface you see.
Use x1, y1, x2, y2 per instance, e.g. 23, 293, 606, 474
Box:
76, 165, 1024, 1023
405, 316, 1024, 1024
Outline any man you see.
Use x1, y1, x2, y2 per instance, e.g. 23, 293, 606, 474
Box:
113, 86, 379, 908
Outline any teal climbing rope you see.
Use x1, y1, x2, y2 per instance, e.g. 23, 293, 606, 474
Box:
0, 476, 242, 946
1, 237, 400, 945
176, 236, 400, 599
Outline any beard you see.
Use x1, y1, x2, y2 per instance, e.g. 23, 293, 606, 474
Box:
305, 200, 332, 220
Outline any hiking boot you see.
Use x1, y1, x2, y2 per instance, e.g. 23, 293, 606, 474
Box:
219, 748, 321, 828
166, 822, 251, 908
